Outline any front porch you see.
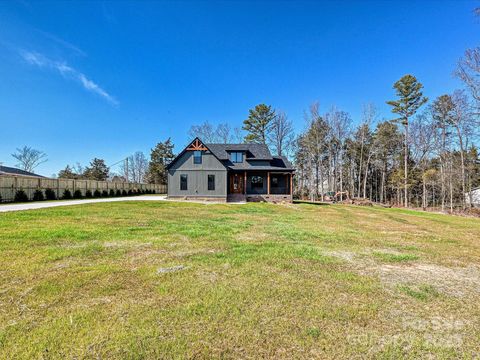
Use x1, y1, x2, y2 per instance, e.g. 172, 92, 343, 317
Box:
227, 171, 293, 203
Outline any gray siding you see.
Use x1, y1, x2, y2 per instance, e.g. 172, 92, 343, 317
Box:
169, 151, 225, 171
168, 151, 227, 197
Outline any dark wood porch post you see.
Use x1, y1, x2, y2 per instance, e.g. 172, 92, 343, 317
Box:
244, 171, 247, 195
290, 173, 293, 196
267, 172, 270, 195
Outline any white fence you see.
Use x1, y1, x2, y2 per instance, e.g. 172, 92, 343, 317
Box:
0, 175, 166, 202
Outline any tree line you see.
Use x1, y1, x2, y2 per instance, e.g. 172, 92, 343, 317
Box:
57, 139, 175, 184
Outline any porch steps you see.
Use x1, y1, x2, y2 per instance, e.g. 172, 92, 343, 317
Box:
227, 194, 246, 203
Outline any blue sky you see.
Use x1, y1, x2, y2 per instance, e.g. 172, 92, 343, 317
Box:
0, 0, 478, 176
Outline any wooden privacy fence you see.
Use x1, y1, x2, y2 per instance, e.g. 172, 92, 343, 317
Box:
0, 175, 167, 202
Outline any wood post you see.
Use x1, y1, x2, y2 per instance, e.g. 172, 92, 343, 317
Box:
267, 172, 270, 195
290, 173, 293, 196
244, 171, 247, 195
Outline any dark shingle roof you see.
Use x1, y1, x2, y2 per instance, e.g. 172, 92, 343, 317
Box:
205, 143, 273, 160
225, 156, 294, 171
0, 165, 44, 178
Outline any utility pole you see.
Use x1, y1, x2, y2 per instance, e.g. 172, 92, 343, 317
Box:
125, 157, 129, 183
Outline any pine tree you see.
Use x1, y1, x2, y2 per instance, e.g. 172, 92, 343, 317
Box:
145, 138, 175, 184
387, 74, 428, 207
83, 158, 109, 181
242, 104, 275, 144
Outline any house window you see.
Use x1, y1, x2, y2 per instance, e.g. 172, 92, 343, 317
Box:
180, 174, 188, 190
229, 152, 243, 163
208, 174, 215, 191
193, 151, 202, 164
271, 175, 279, 187
251, 175, 264, 189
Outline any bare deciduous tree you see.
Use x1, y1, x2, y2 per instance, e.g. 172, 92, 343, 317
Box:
188, 121, 217, 143
269, 111, 294, 157
11, 146, 47, 172
121, 151, 148, 183
456, 48, 480, 111
215, 123, 232, 144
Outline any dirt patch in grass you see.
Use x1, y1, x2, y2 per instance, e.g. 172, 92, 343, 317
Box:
327, 249, 480, 298
374, 263, 480, 298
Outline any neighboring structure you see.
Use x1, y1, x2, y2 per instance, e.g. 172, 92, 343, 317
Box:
0, 165, 44, 178
166, 138, 294, 202
465, 188, 480, 208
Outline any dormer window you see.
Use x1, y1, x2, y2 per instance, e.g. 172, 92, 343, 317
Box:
193, 150, 202, 164
230, 152, 243, 163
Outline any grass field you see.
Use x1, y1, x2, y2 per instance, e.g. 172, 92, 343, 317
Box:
0, 201, 479, 359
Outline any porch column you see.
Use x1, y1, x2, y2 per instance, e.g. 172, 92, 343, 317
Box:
290, 173, 293, 196
244, 171, 247, 195
267, 172, 270, 195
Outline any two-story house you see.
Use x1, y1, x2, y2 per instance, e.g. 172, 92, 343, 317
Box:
166, 138, 294, 202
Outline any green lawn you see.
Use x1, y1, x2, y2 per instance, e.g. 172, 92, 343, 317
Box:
0, 201, 479, 359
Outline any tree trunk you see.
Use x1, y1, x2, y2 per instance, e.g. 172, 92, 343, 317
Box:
455, 126, 467, 210
404, 119, 409, 208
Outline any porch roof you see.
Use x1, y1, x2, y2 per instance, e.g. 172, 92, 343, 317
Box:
227, 156, 294, 171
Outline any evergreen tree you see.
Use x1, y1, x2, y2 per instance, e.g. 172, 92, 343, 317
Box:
58, 165, 79, 179
83, 158, 109, 181
387, 74, 428, 207
145, 138, 175, 184
242, 104, 275, 144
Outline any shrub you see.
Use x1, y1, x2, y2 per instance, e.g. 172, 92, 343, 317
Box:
0, 193, 2, 203
128, 189, 133, 196
152, 189, 156, 194
14, 190, 29, 202
116, 189, 122, 197
62, 189, 72, 200
109, 189, 115, 197
45, 188, 56, 200
122, 190, 128, 196
73, 189, 83, 199
33, 190, 44, 201
102, 190, 109, 197
93, 189, 101, 198
85, 189, 93, 198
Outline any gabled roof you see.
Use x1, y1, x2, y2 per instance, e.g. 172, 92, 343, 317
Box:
166, 137, 295, 172
0, 165, 44, 178
166, 137, 224, 170
205, 143, 273, 160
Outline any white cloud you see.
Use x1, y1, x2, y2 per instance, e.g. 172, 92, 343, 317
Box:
20, 50, 118, 106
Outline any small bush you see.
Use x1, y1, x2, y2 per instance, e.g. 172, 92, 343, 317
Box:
109, 189, 115, 197
85, 189, 93, 198
116, 189, 122, 197
93, 189, 101, 198
152, 189, 156, 194
0, 193, 2, 203
33, 190, 44, 201
62, 189, 72, 200
45, 188, 56, 200
122, 190, 128, 196
102, 190, 109, 197
73, 189, 83, 199
14, 190, 29, 202
128, 189, 133, 196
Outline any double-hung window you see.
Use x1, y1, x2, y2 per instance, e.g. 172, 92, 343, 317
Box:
208, 174, 215, 191
180, 174, 188, 190
193, 151, 202, 164
230, 152, 243, 163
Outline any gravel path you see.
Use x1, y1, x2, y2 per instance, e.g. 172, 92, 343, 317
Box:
0, 195, 168, 213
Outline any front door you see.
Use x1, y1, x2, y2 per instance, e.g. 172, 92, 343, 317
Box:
229, 173, 244, 194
